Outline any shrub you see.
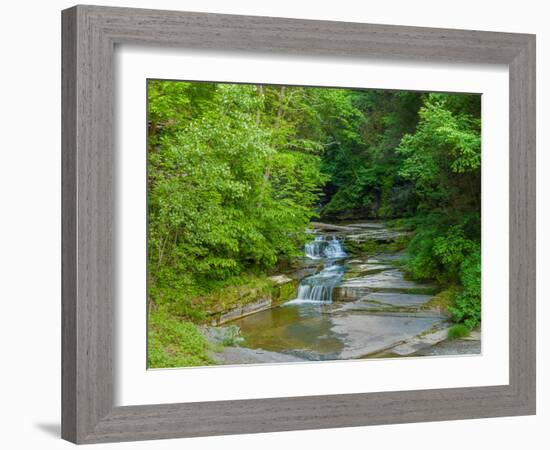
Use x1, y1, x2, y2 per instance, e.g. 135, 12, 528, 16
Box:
448, 248, 481, 329
405, 226, 442, 281
447, 324, 470, 340
147, 306, 214, 368
405, 218, 478, 285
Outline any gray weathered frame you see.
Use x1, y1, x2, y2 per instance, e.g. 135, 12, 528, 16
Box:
62, 4, 536, 444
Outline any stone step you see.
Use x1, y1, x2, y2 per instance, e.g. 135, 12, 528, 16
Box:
334, 301, 445, 316
362, 292, 434, 307
385, 326, 452, 356
333, 269, 438, 301
343, 263, 393, 280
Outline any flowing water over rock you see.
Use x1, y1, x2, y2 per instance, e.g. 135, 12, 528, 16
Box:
216, 222, 479, 363
292, 261, 345, 303
291, 236, 347, 303
304, 235, 347, 259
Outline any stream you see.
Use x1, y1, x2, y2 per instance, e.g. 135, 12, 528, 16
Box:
218, 222, 477, 363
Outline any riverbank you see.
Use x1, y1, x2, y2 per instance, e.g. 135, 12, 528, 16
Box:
204, 221, 480, 364
149, 220, 481, 368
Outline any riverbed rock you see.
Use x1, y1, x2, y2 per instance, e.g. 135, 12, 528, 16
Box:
411, 337, 481, 356
212, 346, 307, 365
333, 269, 438, 301
362, 292, 434, 307
344, 229, 409, 243
330, 313, 446, 359
210, 298, 272, 326
310, 222, 358, 232
201, 324, 244, 346
205, 221, 466, 365
268, 274, 293, 285
343, 262, 393, 280
384, 325, 451, 356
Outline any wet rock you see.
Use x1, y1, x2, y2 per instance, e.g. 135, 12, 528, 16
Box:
344, 222, 386, 230
333, 269, 438, 302
386, 326, 451, 356
268, 274, 292, 285
330, 313, 446, 359
314, 263, 325, 274
343, 263, 393, 280
362, 292, 434, 307
344, 229, 409, 243
310, 222, 358, 232
211, 298, 272, 326
205, 222, 464, 365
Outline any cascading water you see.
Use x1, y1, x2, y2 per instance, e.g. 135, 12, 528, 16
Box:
304, 235, 346, 259
304, 235, 327, 259
294, 261, 345, 302
290, 234, 347, 303
325, 236, 347, 258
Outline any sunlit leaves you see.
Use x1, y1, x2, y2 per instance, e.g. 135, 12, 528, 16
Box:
147, 81, 327, 312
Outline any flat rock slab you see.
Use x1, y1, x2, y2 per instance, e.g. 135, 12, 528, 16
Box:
330, 313, 445, 359
210, 298, 272, 326
310, 222, 358, 232
345, 230, 409, 243
341, 269, 432, 290
334, 269, 437, 301
344, 222, 386, 230
268, 274, 293, 285
333, 300, 442, 315
388, 327, 451, 356
343, 263, 393, 280
213, 346, 307, 365
373, 252, 408, 262
412, 337, 481, 356
362, 292, 434, 307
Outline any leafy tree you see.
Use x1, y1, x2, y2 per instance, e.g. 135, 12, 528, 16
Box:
148, 81, 327, 317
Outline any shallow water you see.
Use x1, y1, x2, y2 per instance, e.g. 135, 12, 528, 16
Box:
233, 303, 344, 359
229, 223, 447, 361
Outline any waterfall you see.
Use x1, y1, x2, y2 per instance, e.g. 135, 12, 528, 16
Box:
325, 236, 347, 258
293, 261, 345, 303
304, 235, 326, 259
286, 234, 347, 304
304, 235, 346, 259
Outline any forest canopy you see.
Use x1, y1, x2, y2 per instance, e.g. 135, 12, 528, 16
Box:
147, 80, 482, 365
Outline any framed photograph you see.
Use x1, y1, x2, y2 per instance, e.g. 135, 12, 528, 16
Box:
62, 5, 536, 444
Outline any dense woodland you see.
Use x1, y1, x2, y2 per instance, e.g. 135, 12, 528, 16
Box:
147, 80, 481, 367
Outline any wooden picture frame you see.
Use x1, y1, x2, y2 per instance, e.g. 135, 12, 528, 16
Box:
62, 4, 536, 444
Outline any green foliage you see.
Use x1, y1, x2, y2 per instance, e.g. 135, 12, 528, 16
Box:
321, 91, 423, 219
447, 324, 471, 340
406, 217, 479, 283
344, 239, 379, 255
148, 81, 328, 320
421, 287, 458, 313
195, 274, 275, 314
146, 80, 483, 366
449, 249, 482, 329
148, 306, 214, 368
397, 93, 481, 214
219, 325, 242, 347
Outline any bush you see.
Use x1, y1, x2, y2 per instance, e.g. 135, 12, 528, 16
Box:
148, 306, 214, 368
405, 217, 478, 284
405, 226, 442, 281
404, 216, 481, 330
448, 248, 481, 329
447, 324, 470, 340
